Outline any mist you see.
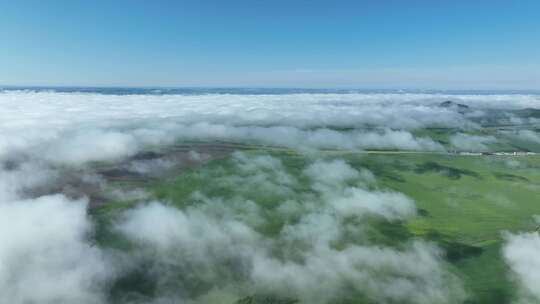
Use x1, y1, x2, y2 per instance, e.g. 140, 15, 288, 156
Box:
503, 218, 540, 304
109, 153, 465, 303
1, 90, 539, 303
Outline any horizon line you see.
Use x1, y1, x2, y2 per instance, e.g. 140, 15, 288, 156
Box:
1, 84, 539, 94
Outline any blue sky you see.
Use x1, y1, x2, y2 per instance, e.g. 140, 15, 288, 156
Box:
1, 0, 539, 89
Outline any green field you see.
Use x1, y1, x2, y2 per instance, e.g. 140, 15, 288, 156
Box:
91, 147, 540, 304
354, 154, 540, 303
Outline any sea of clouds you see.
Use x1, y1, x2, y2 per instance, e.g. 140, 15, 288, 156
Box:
1, 91, 539, 303
2, 91, 540, 158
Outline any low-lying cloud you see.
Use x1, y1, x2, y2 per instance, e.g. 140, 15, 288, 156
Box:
503, 229, 540, 303
1, 90, 538, 303
450, 133, 497, 152
107, 153, 464, 303
0, 195, 112, 304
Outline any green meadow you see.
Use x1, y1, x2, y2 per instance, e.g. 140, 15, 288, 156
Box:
353, 153, 540, 304
91, 147, 540, 304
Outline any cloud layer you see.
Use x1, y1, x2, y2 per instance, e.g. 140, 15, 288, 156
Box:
1, 91, 539, 161
111, 154, 465, 303
1, 90, 539, 303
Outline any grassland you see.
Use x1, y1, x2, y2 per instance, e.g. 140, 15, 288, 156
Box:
353, 153, 540, 303
91, 146, 540, 304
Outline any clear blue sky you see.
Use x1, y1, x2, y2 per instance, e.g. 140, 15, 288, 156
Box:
1, 0, 539, 89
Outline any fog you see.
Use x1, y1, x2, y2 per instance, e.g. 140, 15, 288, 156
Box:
1, 90, 539, 303
111, 154, 465, 303
503, 230, 540, 303
449, 133, 497, 152
0, 195, 111, 304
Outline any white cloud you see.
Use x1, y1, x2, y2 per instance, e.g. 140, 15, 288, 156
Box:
515, 130, 540, 144
450, 133, 497, 152
1, 91, 539, 165
503, 231, 540, 303
2, 90, 537, 303
42, 130, 139, 165
0, 195, 112, 304
109, 154, 461, 303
